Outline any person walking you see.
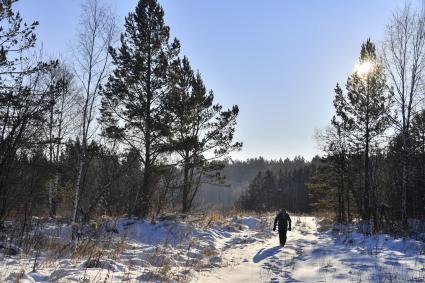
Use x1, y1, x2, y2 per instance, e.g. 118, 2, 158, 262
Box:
273, 208, 292, 246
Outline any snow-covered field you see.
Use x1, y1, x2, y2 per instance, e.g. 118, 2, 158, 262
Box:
1, 215, 425, 282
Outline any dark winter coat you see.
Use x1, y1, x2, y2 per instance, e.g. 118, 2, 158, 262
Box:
273, 211, 292, 231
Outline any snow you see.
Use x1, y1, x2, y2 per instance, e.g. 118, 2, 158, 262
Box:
192, 216, 425, 283
1, 215, 424, 282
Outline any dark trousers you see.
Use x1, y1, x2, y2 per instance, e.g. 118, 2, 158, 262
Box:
278, 230, 287, 246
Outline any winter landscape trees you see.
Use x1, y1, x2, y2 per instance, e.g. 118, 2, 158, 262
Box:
0, 0, 56, 220
0, 0, 242, 225
1, 0, 425, 236
313, 39, 393, 231
308, 5, 425, 233
2, 0, 425, 282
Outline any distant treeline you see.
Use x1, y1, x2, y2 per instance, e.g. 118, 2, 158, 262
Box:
199, 156, 317, 213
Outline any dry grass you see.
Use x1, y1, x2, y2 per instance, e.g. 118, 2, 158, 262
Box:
201, 210, 225, 227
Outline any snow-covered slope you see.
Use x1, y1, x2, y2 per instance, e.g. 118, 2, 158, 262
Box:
1, 215, 425, 282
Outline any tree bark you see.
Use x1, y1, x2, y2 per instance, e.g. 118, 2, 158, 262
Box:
182, 154, 190, 214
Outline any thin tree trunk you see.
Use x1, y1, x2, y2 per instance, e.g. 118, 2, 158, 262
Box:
364, 79, 372, 231
48, 89, 55, 217
72, 150, 85, 223
139, 162, 151, 217
182, 154, 190, 213
401, 130, 408, 227
48, 179, 54, 217
364, 126, 370, 222
422, 132, 425, 219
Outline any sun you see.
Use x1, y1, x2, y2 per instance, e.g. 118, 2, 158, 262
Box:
355, 60, 374, 77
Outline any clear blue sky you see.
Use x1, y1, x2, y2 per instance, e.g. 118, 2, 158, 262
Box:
16, 0, 414, 160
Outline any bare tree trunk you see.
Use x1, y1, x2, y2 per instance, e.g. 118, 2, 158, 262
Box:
72, 149, 85, 223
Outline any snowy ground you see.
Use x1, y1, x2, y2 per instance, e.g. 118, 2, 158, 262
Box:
193, 216, 425, 283
1, 215, 425, 282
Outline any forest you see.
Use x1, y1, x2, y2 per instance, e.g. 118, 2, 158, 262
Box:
0, 0, 242, 224
198, 156, 312, 210
307, 15, 425, 231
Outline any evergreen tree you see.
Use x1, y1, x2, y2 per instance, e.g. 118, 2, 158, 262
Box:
310, 125, 352, 222
310, 84, 352, 222
335, 39, 392, 229
238, 171, 277, 212
276, 168, 290, 210
238, 171, 263, 212
100, 0, 179, 217
166, 56, 242, 213
262, 170, 277, 209
411, 110, 425, 218
307, 159, 338, 214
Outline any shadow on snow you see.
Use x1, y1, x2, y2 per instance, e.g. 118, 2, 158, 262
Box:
253, 245, 282, 263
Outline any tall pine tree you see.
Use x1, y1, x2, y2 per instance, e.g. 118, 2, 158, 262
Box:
337, 39, 392, 230
100, 0, 179, 217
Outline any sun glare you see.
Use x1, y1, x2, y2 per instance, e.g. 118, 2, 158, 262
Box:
355, 60, 374, 77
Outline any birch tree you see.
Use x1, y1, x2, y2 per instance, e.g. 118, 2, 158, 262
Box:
44, 63, 76, 217
72, 0, 116, 223
383, 4, 425, 227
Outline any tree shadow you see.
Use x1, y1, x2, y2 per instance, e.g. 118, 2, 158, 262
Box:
253, 245, 282, 263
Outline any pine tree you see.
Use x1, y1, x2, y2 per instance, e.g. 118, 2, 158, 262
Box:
166, 56, 242, 213
311, 121, 351, 222
100, 0, 179, 217
339, 39, 392, 229
277, 168, 290, 210
328, 84, 351, 222
238, 171, 263, 211
262, 170, 277, 209
307, 159, 338, 215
